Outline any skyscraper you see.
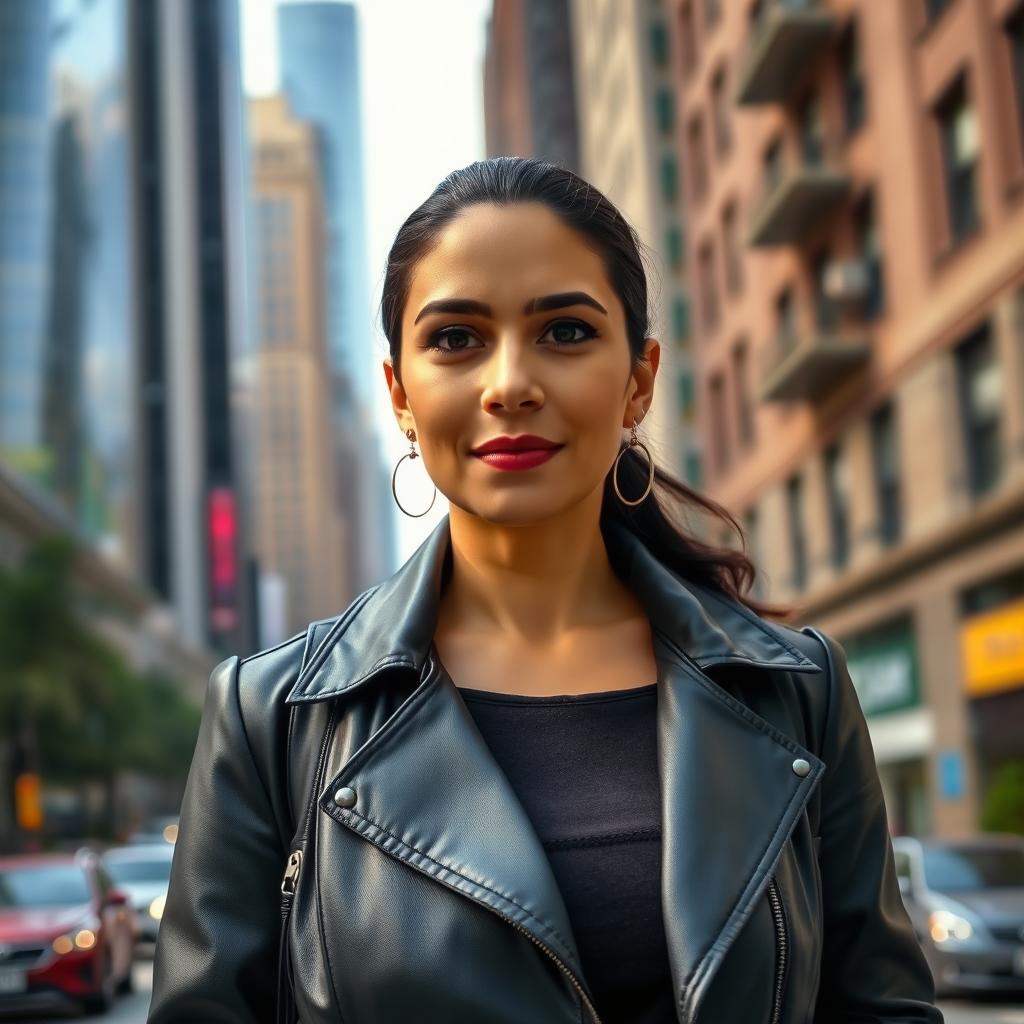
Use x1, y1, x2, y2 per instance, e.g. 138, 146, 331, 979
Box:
277, 0, 393, 593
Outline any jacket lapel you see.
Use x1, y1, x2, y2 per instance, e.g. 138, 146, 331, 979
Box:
289, 514, 825, 1023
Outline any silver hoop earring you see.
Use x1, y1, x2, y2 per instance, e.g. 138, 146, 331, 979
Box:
612, 418, 654, 507
391, 428, 437, 518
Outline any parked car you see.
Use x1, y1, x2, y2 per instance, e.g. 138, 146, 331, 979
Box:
892, 833, 1024, 997
0, 849, 135, 1016
101, 843, 174, 945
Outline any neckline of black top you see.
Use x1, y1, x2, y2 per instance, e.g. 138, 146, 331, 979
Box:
456, 681, 659, 705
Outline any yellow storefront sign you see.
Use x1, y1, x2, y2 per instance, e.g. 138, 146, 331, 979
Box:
961, 597, 1024, 696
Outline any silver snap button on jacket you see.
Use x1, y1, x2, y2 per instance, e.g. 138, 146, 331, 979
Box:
791, 758, 811, 778
334, 786, 357, 808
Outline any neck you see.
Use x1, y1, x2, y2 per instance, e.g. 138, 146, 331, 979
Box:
438, 494, 640, 650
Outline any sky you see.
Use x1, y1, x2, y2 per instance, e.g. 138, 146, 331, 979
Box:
240, 0, 492, 564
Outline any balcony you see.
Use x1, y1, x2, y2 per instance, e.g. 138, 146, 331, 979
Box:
747, 161, 852, 247
736, 0, 838, 105
758, 303, 871, 403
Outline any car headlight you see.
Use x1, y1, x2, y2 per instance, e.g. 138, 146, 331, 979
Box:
51, 925, 99, 955
149, 894, 165, 920
929, 909, 975, 944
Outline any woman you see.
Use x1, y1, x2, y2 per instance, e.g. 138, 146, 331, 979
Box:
148, 157, 943, 1023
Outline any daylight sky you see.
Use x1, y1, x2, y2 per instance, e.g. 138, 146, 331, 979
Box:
241, 0, 492, 563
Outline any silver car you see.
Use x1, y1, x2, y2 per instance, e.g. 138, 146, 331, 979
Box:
101, 843, 174, 945
892, 833, 1024, 996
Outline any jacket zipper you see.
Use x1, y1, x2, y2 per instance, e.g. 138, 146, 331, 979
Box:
278, 849, 302, 1024
479, 903, 604, 1024
766, 876, 788, 1024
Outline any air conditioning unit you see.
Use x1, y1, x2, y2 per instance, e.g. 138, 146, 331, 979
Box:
823, 259, 869, 303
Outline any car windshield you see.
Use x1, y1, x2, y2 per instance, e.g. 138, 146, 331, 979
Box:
0, 865, 91, 907
923, 845, 1024, 892
104, 858, 172, 884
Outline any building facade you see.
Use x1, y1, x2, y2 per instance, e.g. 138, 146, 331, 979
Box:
484, 0, 581, 171
568, 0, 699, 492
277, 1, 394, 595
671, 0, 1024, 838
249, 94, 350, 641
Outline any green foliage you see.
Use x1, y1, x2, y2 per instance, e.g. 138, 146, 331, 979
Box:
0, 533, 201, 786
979, 760, 1024, 836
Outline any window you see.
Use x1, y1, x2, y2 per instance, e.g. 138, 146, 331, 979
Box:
666, 225, 684, 270
823, 441, 850, 570
673, 295, 691, 342
924, 0, 951, 26
763, 134, 785, 194
655, 88, 674, 135
1006, 5, 1024, 150
710, 372, 730, 472
684, 449, 703, 488
776, 286, 797, 354
711, 65, 732, 156
688, 113, 709, 201
732, 339, 755, 449
870, 401, 902, 545
785, 473, 807, 591
698, 240, 720, 333
660, 153, 679, 203
678, 370, 695, 416
680, 2, 698, 78
743, 505, 765, 599
953, 322, 1004, 497
856, 190, 886, 319
798, 91, 825, 166
812, 247, 837, 331
839, 19, 867, 136
650, 21, 670, 67
935, 74, 981, 245
722, 199, 743, 296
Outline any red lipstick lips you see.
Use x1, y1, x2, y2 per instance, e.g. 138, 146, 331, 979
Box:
470, 435, 565, 471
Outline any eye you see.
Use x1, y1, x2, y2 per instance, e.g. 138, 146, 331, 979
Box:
421, 326, 482, 356
541, 319, 599, 346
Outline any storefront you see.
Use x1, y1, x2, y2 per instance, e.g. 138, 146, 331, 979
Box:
842, 614, 933, 837
959, 572, 1024, 822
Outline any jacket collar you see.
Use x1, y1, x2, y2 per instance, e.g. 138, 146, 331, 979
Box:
287, 512, 820, 705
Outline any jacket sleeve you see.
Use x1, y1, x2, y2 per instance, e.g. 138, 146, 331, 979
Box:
807, 628, 944, 1023
148, 655, 285, 1024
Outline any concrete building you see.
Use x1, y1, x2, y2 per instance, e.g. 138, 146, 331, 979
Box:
671, 0, 1024, 838
249, 94, 350, 640
566, 0, 700, 491
149, 0, 255, 655
484, 0, 581, 171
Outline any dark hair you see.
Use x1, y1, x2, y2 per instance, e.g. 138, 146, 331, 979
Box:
379, 156, 792, 620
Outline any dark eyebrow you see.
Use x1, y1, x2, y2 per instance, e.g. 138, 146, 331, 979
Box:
413, 291, 608, 325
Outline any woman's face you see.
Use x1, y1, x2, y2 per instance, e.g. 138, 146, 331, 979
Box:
384, 201, 659, 525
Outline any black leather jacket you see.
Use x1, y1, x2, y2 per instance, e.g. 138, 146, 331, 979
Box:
148, 513, 943, 1024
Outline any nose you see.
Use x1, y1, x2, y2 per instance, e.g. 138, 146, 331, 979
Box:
479, 336, 544, 413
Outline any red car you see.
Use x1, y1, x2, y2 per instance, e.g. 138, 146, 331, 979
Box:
0, 848, 135, 1016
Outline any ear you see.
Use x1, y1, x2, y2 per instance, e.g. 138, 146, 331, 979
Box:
624, 338, 660, 426
383, 358, 415, 434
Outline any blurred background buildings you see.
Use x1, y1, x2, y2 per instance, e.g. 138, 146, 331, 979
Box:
660, 0, 1024, 840
0, 0, 1021, 849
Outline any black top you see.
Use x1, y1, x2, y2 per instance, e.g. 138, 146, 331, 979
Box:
457, 680, 677, 1024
